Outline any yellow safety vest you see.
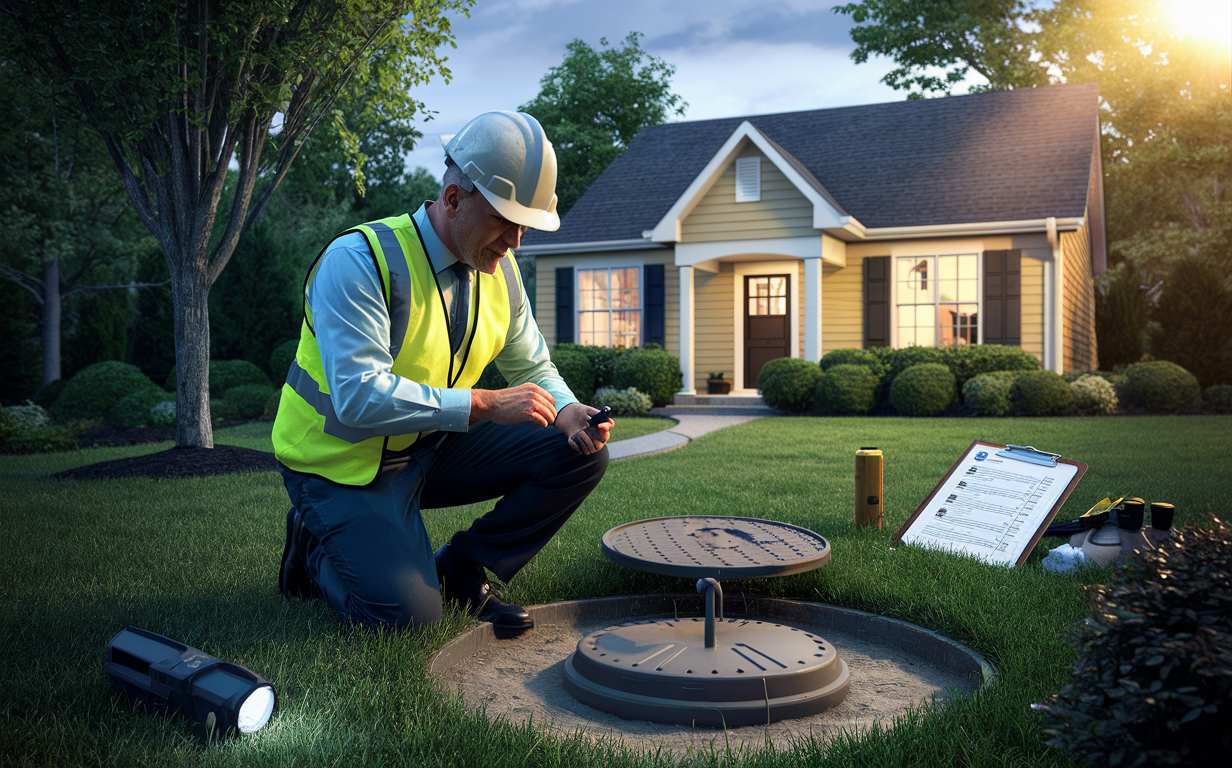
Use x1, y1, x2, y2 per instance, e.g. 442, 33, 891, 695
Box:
272, 214, 522, 486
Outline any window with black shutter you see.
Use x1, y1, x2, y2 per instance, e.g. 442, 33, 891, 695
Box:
863, 256, 890, 347
555, 267, 573, 345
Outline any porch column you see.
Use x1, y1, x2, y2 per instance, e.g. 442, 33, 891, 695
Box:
677, 265, 695, 395
803, 257, 823, 363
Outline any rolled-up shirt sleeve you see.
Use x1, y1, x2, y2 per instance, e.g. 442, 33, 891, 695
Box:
492, 258, 579, 412
308, 233, 471, 434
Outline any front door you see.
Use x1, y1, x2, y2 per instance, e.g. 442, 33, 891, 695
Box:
744, 274, 790, 388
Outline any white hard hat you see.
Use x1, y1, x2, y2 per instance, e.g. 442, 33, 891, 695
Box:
445, 111, 560, 232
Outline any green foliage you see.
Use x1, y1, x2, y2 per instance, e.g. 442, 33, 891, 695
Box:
758, 357, 823, 413
1151, 258, 1232, 389
149, 400, 176, 428
590, 387, 653, 418
50, 361, 158, 422
549, 347, 596, 403
611, 347, 682, 408
223, 385, 277, 420
553, 344, 624, 390
820, 348, 890, 402
164, 360, 272, 397
210, 397, 240, 424
262, 389, 283, 421
1205, 385, 1232, 415
1, 402, 79, 452
0, 280, 39, 405
1120, 361, 1202, 413
1070, 374, 1119, 416
1043, 518, 1232, 767
962, 371, 1018, 416
520, 32, 687, 214
268, 339, 301, 382
474, 361, 509, 391
889, 363, 956, 416
107, 387, 174, 428
34, 379, 67, 410
888, 345, 946, 382
834, 0, 1045, 97
816, 364, 878, 415
1010, 370, 1075, 416
0, 402, 50, 442
940, 344, 1041, 392
61, 290, 131, 380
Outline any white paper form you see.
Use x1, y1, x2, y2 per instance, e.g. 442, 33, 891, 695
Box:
900, 442, 1079, 567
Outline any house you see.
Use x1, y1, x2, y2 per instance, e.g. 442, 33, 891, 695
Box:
517, 83, 1105, 396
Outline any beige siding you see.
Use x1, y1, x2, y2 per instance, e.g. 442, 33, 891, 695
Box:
694, 264, 735, 392
1021, 256, 1045, 363
821, 257, 869, 354
1062, 220, 1097, 371
681, 145, 813, 243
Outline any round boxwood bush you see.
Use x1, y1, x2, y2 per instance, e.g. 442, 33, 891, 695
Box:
815, 364, 878, 414
591, 387, 653, 417
550, 347, 596, 403
50, 361, 159, 422
758, 357, 823, 413
1010, 370, 1074, 416
889, 363, 955, 416
887, 346, 946, 382
34, 379, 67, 410
211, 397, 242, 423
108, 387, 175, 428
164, 359, 272, 396
223, 384, 277, 420
150, 401, 176, 428
611, 347, 682, 407
268, 339, 299, 381
962, 371, 1018, 416
1070, 374, 1119, 416
942, 344, 1041, 391
1204, 384, 1232, 414
555, 343, 624, 390
262, 389, 282, 421
1120, 360, 1201, 413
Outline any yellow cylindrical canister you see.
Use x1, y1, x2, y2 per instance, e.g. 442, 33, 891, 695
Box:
854, 447, 883, 530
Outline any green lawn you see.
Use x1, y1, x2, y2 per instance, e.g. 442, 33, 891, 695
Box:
1, 415, 1228, 767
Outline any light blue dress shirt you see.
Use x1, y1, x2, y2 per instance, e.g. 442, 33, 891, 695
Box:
306, 203, 577, 438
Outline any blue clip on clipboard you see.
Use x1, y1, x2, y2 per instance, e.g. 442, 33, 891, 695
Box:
996, 444, 1061, 467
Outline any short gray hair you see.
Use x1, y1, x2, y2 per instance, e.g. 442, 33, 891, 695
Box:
442, 157, 475, 195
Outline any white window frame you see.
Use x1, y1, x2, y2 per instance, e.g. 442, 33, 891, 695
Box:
889, 250, 984, 349
574, 258, 645, 348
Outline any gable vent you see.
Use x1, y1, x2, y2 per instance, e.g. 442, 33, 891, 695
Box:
735, 156, 761, 202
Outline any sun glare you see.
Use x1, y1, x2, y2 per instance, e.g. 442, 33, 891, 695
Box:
1168, 0, 1232, 48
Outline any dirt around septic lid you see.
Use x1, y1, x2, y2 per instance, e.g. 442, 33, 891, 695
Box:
430, 595, 994, 758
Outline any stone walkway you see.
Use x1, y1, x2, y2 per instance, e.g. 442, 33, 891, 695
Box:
606, 404, 776, 461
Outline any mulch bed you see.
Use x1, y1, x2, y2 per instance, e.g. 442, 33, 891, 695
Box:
54, 444, 277, 481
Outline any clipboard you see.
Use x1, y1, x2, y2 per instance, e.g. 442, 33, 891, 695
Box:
892, 439, 1088, 567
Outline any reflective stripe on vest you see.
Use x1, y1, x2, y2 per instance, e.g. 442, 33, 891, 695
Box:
367, 221, 413, 360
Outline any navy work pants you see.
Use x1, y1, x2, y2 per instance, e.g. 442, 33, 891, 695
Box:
278, 421, 609, 629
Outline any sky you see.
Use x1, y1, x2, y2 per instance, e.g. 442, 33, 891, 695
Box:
401, 0, 978, 175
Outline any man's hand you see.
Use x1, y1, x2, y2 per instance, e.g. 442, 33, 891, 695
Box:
555, 402, 613, 454
471, 383, 557, 427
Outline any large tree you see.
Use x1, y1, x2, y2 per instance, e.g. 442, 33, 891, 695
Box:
520, 32, 687, 216
1, 0, 467, 447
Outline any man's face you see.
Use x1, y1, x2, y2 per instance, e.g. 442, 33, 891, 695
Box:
447, 186, 528, 275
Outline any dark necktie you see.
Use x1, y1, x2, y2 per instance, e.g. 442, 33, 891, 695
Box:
449, 261, 471, 355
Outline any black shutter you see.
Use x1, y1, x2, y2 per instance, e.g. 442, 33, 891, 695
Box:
983, 250, 1021, 345
644, 264, 665, 346
555, 267, 573, 345
863, 256, 890, 348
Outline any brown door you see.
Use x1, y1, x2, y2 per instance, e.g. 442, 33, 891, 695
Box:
745, 274, 790, 387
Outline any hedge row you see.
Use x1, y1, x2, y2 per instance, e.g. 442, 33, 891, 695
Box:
478, 344, 682, 408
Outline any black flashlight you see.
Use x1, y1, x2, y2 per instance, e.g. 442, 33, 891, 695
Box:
105, 627, 277, 736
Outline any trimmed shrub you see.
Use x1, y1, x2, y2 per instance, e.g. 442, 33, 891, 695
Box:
820, 348, 884, 374
262, 390, 282, 421
1070, 375, 1119, 416
50, 361, 159, 422
211, 397, 241, 423
1, 403, 78, 453
223, 384, 277, 420
962, 371, 1018, 416
887, 346, 946, 383
591, 387, 653, 417
108, 388, 175, 428
34, 379, 67, 410
268, 339, 299, 382
550, 347, 596, 403
475, 361, 509, 391
1204, 384, 1232, 414
1120, 360, 1201, 413
941, 344, 1040, 391
150, 401, 176, 428
815, 364, 878, 415
612, 347, 682, 408
164, 359, 272, 397
1042, 518, 1232, 767
1010, 370, 1074, 416
758, 358, 823, 413
554, 343, 624, 390
889, 363, 955, 416
2, 402, 49, 435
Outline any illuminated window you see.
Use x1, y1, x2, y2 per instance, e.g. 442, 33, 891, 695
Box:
896, 254, 978, 347
578, 267, 641, 348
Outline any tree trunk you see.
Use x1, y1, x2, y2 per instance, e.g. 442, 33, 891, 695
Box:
41, 258, 61, 388
171, 261, 213, 448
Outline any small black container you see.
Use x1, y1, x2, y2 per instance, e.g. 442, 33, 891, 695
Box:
1119, 499, 1145, 531
1150, 502, 1175, 531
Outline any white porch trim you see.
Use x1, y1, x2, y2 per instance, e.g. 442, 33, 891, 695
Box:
677, 265, 696, 395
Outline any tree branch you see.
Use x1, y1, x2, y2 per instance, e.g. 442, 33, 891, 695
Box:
0, 265, 45, 304
63, 279, 171, 299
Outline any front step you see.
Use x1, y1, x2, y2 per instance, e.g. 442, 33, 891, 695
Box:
672, 393, 765, 406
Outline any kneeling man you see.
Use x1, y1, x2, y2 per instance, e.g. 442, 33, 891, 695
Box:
273, 111, 611, 637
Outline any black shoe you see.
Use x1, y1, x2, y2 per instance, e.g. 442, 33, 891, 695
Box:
280, 507, 312, 600
435, 545, 533, 638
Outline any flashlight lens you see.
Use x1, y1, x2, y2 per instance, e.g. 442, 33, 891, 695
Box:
237, 685, 275, 733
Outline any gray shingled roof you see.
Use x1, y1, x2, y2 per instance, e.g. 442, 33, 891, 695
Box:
523, 83, 1099, 247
